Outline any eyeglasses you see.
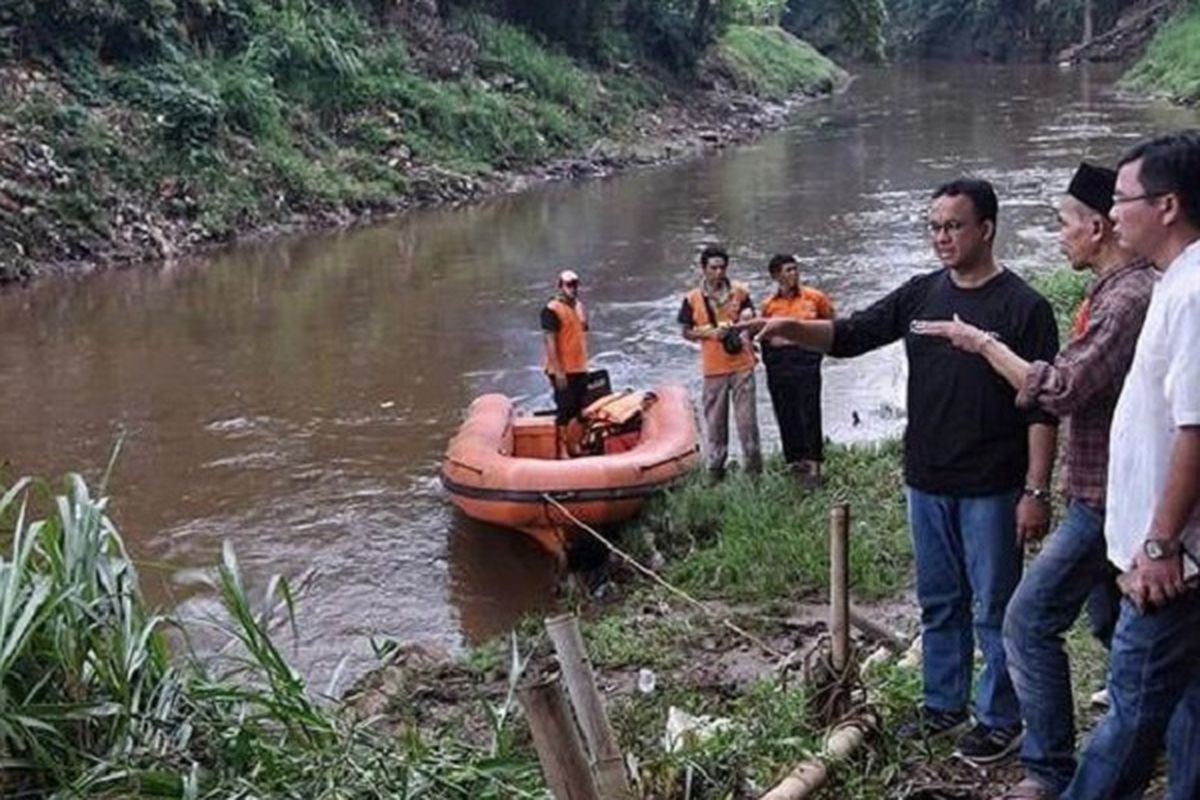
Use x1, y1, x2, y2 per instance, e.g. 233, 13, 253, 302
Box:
563, 280, 579, 288
928, 220, 968, 235
1111, 192, 1164, 206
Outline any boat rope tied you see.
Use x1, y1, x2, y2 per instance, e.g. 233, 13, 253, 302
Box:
540, 492, 786, 659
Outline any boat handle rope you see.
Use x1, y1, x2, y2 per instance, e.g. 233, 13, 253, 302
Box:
540, 492, 786, 659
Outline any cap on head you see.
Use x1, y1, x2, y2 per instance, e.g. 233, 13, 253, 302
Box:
1068, 162, 1117, 216
558, 269, 580, 285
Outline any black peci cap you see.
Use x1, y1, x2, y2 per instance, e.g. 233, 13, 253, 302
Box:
1068, 162, 1118, 216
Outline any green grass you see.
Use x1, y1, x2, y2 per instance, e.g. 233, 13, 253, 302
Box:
0, 5, 665, 273
1124, 3, 1200, 104
0, 471, 547, 797
634, 442, 910, 604
715, 25, 846, 100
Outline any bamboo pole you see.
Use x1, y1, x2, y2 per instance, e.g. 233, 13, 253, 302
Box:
759, 715, 876, 800
545, 614, 634, 799
829, 503, 850, 672
518, 676, 602, 800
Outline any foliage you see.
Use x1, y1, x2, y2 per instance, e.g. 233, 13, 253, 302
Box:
715, 24, 844, 100
782, 0, 887, 62
723, 0, 790, 26
633, 442, 911, 603
884, 0, 1143, 61
0, 472, 545, 797
782, 0, 1145, 62
621, 0, 717, 75
1124, 1, 1200, 104
1028, 267, 1091, 336
441, 0, 724, 70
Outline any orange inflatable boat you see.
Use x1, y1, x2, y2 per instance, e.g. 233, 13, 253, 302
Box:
441, 384, 701, 555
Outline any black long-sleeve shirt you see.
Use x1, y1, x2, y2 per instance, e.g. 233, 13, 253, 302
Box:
831, 269, 1059, 496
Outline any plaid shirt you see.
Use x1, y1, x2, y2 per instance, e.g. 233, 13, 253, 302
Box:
1016, 259, 1157, 507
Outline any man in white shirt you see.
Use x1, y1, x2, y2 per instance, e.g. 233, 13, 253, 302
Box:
1064, 132, 1200, 800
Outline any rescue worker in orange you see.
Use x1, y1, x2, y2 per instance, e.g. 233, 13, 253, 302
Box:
678, 245, 762, 480
760, 254, 834, 482
541, 269, 589, 456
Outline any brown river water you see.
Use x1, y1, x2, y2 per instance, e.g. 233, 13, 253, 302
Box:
1, 63, 1195, 689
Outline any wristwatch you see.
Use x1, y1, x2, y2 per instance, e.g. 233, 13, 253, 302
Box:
1143, 538, 1180, 561
1022, 486, 1051, 504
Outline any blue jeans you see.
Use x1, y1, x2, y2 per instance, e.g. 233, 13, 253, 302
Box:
1003, 500, 1112, 793
907, 487, 1023, 728
1064, 590, 1200, 800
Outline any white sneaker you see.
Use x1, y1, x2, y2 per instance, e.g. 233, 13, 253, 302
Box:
1089, 687, 1110, 709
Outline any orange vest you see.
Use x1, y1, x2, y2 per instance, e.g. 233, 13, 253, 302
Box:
544, 298, 588, 374
686, 284, 756, 377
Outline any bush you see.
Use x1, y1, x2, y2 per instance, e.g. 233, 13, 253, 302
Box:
0, 471, 546, 796
1, 0, 179, 63
624, 0, 711, 74
715, 25, 844, 100
1124, 3, 1200, 104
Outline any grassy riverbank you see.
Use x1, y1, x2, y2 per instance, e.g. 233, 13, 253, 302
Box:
0, 3, 844, 283
1123, 1, 1200, 103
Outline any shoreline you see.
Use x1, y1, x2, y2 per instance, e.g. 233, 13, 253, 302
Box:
2, 77, 850, 287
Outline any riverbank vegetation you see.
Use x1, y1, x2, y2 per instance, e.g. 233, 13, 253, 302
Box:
1124, 0, 1200, 103
0, 0, 845, 283
785, 0, 1165, 63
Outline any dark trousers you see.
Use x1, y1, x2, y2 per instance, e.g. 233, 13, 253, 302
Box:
549, 372, 589, 425
765, 362, 823, 465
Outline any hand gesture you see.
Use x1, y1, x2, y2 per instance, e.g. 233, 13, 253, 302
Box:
911, 314, 992, 354
732, 317, 769, 337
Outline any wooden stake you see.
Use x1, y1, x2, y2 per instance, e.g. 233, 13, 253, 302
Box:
518, 676, 602, 800
829, 503, 850, 672
545, 614, 634, 799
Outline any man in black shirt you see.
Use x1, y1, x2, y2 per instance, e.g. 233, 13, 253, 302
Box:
740, 178, 1059, 764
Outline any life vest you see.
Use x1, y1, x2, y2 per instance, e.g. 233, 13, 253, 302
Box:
544, 297, 588, 374
686, 284, 756, 377
580, 390, 655, 455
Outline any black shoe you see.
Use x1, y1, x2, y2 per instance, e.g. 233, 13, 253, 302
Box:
896, 706, 970, 741
955, 722, 1023, 765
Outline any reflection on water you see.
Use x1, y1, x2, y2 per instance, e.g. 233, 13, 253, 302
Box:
0, 62, 1195, 686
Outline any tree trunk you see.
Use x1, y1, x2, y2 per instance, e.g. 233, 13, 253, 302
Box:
692, 0, 713, 44
1083, 0, 1095, 44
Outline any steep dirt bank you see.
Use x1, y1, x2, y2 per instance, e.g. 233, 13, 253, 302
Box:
0, 43, 845, 285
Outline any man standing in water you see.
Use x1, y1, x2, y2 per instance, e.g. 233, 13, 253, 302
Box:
541, 269, 589, 456
915, 163, 1156, 799
1056, 132, 1200, 800
760, 254, 834, 484
678, 245, 761, 481
740, 178, 1059, 763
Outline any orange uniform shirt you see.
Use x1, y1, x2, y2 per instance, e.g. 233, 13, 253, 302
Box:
761, 287, 834, 322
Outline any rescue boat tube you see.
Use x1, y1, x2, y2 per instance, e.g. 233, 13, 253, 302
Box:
441, 384, 700, 553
